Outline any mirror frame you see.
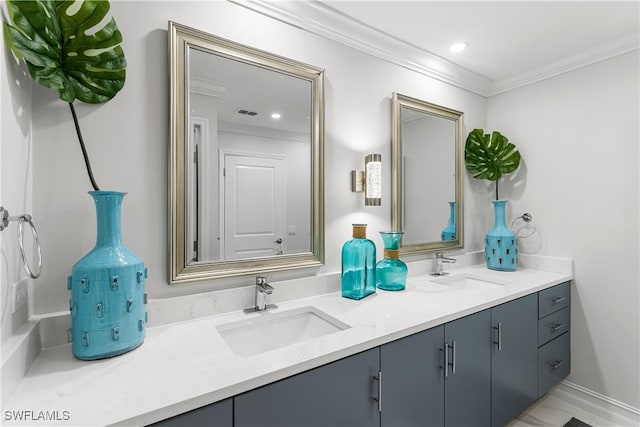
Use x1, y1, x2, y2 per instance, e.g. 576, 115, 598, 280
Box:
391, 92, 464, 255
169, 21, 325, 284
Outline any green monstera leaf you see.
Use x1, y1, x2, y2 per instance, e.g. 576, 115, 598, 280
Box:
3, 0, 126, 104
465, 128, 521, 199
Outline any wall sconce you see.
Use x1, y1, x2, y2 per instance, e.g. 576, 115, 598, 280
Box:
351, 154, 382, 206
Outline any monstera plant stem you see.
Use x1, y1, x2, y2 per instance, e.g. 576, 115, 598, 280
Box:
68, 102, 100, 191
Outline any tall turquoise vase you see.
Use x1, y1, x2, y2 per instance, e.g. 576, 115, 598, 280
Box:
68, 191, 147, 360
485, 200, 517, 271
341, 224, 376, 300
376, 232, 407, 291
441, 201, 456, 241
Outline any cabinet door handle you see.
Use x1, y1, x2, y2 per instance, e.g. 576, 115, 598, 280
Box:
493, 322, 503, 351
551, 323, 565, 332
443, 344, 450, 378
450, 341, 456, 375
551, 360, 565, 370
371, 372, 382, 413
552, 296, 566, 304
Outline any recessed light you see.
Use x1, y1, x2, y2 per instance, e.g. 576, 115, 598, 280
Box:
449, 42, 468, 53
271, 113, 281, 119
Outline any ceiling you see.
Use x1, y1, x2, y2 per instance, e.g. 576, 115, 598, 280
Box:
237, 0, 640, 96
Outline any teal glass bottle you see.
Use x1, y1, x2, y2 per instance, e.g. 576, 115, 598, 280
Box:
376, 232, 407, 291
341, 224, 376, 300
68, 191, 147, 360
441, 201, 456, 241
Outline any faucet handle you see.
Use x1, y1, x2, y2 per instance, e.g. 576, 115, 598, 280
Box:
256, 276, 267, 285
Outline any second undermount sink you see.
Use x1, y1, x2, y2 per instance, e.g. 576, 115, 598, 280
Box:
430, 273, 509, 291
216, 306, 350, 358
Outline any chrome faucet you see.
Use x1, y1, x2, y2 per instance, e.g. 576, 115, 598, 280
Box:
245, 276, 277, 313
431, 252, 456, 276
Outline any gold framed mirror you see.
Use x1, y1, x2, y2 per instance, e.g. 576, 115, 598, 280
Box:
391, 92, 464, 255
169, 22, 325, 283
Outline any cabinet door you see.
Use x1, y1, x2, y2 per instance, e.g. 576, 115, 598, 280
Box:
491, 294, 538, 427
149, 398, 232, 427
380, 326, 445, 427
234, 348, 380, 427
444, 310, 492, 427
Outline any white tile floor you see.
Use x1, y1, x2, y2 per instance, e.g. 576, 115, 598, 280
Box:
507, 394, 621, 427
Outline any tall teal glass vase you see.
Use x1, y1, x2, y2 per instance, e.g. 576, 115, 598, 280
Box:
376, 232, 407, 291
341, 224, 376, 300
68, 191, 147, 360
441, 201, 456, 241
485, 200, 517, 271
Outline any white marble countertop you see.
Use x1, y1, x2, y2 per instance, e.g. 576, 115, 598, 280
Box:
4, 265, 572, 426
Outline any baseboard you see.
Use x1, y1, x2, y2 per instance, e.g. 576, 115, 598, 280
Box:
1, 319, 41, 407
552, 380, 640, 426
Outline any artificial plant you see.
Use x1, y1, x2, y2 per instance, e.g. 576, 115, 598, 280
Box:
464, 128, 521, 200
3, 0, 127, 191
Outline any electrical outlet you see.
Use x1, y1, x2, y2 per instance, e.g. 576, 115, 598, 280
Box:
11, 279, 28, 314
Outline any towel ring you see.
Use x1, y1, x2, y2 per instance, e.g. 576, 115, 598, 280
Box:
510, 212, 536, 239
1, 207, 42, 279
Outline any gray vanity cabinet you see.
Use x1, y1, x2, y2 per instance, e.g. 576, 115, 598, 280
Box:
491, 294, 539, 427
444, 309, 492, 427
151, 282, 572, 427
148, 398, 232, 427
234, 347, 380, 427
380, 326, 445, 426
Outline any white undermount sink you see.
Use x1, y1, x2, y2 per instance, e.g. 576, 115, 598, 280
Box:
430, 273, 509, 291
216, 306, 351, 357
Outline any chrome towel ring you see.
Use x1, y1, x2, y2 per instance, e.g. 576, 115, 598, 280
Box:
510, 212, 537, 239
1, 207, 42, 279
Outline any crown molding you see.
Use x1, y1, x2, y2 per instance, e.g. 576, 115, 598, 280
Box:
190, 78, 227, 98
488, 34, 640, 97
231, 0, 492, 96
231, 0, 639, 99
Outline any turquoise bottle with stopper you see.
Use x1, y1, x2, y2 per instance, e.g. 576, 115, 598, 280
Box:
341, 224, 376, 300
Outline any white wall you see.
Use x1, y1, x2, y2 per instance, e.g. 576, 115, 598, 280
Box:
1, 7, 34, 347
20, 1, 486, 316
487, 51, 639, 409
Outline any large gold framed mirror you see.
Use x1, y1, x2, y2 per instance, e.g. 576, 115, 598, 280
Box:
391, 93, 464, 255
169, 22, 325, 283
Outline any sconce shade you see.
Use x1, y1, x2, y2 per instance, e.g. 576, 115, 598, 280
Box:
365, 154, 382, 206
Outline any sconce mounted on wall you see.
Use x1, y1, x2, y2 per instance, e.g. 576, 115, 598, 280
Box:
351, 154, 382, 206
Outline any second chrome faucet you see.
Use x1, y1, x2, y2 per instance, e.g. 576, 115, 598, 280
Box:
431, 252, 456, 276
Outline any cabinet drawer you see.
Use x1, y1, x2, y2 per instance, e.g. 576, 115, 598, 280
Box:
538, 282, 570, 318
538, 307, 570, 346
538, 333, 571, 397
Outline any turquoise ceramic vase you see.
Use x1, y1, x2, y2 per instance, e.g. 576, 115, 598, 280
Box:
485, 200, 517, 271
68, 191, 147, 360
341, 224, 376, 300
376, 232, 407, 291
441, 201, 456, 241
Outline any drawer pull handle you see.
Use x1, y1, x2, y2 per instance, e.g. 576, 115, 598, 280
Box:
552, 297, 566, 304
551, 360, 565, 370
552, 323, 565, 332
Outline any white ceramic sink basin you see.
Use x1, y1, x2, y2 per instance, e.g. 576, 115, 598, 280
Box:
430, 273, 509, 291
216, 306, 351, 357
